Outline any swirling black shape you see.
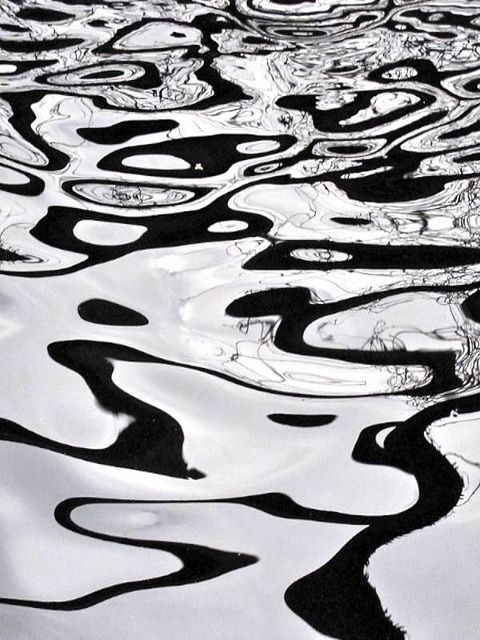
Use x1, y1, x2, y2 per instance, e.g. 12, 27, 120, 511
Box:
98, 133, 296, 179
178, 398, 465, 637
277, 89, 436, 134
61, 178, 210, 208
246, 142, 456, 203
0, 496, 256, 610
188, 12, 259, 106
252, 12, 381, 40
0, 161, 44, 196
1, 13, 250, 115
284, 401, 464, 639
0, 412, 200, 480
387, 7, 480, 39
229, 0, 388, 41
2, 91, 70, 172
4, 389, 461, 633
38, 60, 163, 90
244, 239, 480, 271
26, 339, 201, 479
94, 18, 202, 54
244, 109, 455, 202
0, 340, 332, 488
25, 195, 272, 276
0, 388, 465, 630
1, 335, 353, 477
226, 287, 461, 396
94, 14, 250, 109
333, 147, 451, 203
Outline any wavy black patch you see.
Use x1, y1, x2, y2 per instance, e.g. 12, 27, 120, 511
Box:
0, 496, 256, 610
2, 91, 70, 171
227, 287, 460, 396
277, 89, 436, 133
38, 60, 163, 89
28, 194, 272, 276
98, 133, 296, 178
244, 239, 480, 271
77, 118, 177, 144
43, 340, 201, 479
285, 390, 466, 638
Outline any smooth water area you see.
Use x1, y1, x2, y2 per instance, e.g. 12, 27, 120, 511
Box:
1, 1, 480, 638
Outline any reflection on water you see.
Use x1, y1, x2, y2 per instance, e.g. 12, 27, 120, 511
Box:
0, 0, 480, 638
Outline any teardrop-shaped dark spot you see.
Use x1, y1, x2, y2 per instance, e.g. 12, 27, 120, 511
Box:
78, 299, 148, 326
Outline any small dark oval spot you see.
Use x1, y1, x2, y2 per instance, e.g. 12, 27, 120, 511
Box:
78, 298, 148, 326
268, 414, 336, 427
171, 31, 187, 38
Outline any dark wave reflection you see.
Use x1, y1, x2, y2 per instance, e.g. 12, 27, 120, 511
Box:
1, 1, 480, 639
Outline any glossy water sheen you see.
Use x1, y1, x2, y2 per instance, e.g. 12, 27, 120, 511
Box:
0, 1, 479, 638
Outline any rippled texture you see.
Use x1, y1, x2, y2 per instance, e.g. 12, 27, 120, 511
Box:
1, 1, 480, 638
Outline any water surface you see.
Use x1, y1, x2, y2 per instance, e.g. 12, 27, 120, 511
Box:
1, 1, 480, 638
